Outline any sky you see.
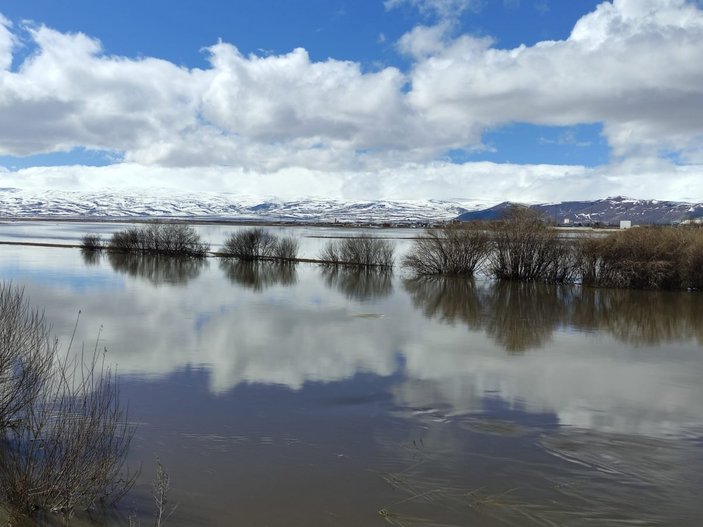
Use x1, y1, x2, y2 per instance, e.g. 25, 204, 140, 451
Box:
0, 0, 702, 203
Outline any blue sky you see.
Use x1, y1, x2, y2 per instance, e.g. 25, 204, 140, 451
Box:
0, 1, 702, 203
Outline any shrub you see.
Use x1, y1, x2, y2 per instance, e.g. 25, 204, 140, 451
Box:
319, 237, 395, 268
578, 227, 691, 290
0, 352, 137, 516
222, 228, 299, 261
0, 284, 136, 518
487, 206, 575, 283
108, 222, 209, 257
80, 234, 103, 251
402, 224, 490, 276
0, 284, 55, 429
273, 236, 300, 260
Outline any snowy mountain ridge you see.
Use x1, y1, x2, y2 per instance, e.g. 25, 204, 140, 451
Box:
457, 196, 703, 225
0, 188, 486, 223
2, 190, 702, 225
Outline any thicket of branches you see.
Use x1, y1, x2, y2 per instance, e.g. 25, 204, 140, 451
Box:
487, 207, 576, 283
107, 222, 209, 257
0, 284, 136, 521
80, 234, 104, 251
319, 237, 395, 268
221, 228, 300, 261
579, 226, 703, 290
402, 224, 490, 276
403, 208, 703, 291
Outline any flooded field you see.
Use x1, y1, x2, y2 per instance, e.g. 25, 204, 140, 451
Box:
0, 222, 702, 526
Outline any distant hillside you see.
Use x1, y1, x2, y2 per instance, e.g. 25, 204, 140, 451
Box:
0, 188, 486, 224
457, 197, 703, 225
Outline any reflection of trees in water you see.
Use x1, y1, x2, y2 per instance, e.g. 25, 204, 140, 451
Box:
320, 266, 393, 301
80, 249, 102, 266
107, 253, 206, 285
484, 282, 572, 353
220, 260, 297, 291
573, 288, 703, 346
403, 276, 481, 329
404, 277, 703, 351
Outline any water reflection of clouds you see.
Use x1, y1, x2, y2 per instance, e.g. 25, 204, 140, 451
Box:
5, 246, 703, 438
0, 247, 122, 292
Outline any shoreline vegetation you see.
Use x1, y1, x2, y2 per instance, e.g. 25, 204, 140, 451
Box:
3, 212, 702, 290
0, 285, 136, 522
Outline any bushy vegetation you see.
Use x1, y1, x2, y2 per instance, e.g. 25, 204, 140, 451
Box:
108, 222, 209, 257
579, 225, 703, 290
222, 228, 300, 261
402, 224, 490, 276
0, 284, 136, 520
319, 236, 395, 268
80, 234, 104, 251
487, 206, 576, 283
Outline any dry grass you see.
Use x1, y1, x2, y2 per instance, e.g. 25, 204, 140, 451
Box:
579, 226, 703, 290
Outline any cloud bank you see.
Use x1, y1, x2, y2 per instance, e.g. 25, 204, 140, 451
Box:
1, 1, 703, 202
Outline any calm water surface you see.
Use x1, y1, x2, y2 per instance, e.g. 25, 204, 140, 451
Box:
1, 223, 702, 526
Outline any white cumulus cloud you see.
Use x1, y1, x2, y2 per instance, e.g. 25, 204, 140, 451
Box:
1, 1, 703, 201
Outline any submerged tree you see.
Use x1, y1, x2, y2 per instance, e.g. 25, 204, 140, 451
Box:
319, 237, 395, 268
221, 228, 300, 261
402, 224, 491, 276
487, 206, 575, 283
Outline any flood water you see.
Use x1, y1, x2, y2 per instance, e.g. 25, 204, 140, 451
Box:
1, 222, 702, 526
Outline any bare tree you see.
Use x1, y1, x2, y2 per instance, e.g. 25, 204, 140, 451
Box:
80, 234, 104, 251
319, 237, 395, 268
222, 228, 279, 260
108, 222, 209, 257
487, 206, 575, 283
402, 224, 490, 276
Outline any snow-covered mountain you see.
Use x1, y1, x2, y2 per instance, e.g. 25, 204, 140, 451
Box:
0, 188, 486, 223
2, 190, 701, 225
457, 196, 703, 225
